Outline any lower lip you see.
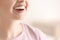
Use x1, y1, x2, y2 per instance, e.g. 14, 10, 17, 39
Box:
14, 9, 25, 13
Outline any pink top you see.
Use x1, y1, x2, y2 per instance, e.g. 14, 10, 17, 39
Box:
12, 24, 47, 40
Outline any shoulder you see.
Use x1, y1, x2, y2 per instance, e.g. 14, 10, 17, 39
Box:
23, 24, 48, 40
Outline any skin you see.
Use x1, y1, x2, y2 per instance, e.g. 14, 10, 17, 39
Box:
0, 0, 29, 40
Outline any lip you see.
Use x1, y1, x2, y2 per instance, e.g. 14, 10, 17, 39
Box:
13, 3, 26, 13
13, 2, 27, 12
15, 9, 25, 13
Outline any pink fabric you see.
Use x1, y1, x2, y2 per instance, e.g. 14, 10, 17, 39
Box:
12, 24, 47, 40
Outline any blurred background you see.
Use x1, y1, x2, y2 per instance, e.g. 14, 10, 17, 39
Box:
23, 0, 60, 40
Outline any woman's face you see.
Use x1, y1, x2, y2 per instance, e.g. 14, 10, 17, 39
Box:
0, 0, 29, 20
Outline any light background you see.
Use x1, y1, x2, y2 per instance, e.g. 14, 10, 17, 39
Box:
23, 0, 60, 40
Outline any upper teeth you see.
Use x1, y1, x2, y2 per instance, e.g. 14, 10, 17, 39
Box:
15, 6, 25, 9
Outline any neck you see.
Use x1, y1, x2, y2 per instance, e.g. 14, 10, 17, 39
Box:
0, 19, 23, 40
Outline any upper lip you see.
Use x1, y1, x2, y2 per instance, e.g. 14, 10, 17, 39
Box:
13, 3, 26, 10
15, 6, 25, 10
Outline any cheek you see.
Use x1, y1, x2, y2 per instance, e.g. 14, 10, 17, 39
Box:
26, 0, 30, 10
0, 0, 16, 12
0, 0, 16, 18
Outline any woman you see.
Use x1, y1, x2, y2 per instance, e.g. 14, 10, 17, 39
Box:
0, 0, 47, 40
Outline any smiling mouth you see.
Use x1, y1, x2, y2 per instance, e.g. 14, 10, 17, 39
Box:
14, 6, 26, 13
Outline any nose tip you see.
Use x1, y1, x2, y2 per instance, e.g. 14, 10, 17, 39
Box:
18, 0, 26, 2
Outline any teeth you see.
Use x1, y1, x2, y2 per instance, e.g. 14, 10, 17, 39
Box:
15, 6, 25, 9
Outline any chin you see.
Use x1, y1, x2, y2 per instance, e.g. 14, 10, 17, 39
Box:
11, 13, 26, 20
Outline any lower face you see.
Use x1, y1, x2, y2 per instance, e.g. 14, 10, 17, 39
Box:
0, 0, 29, 20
